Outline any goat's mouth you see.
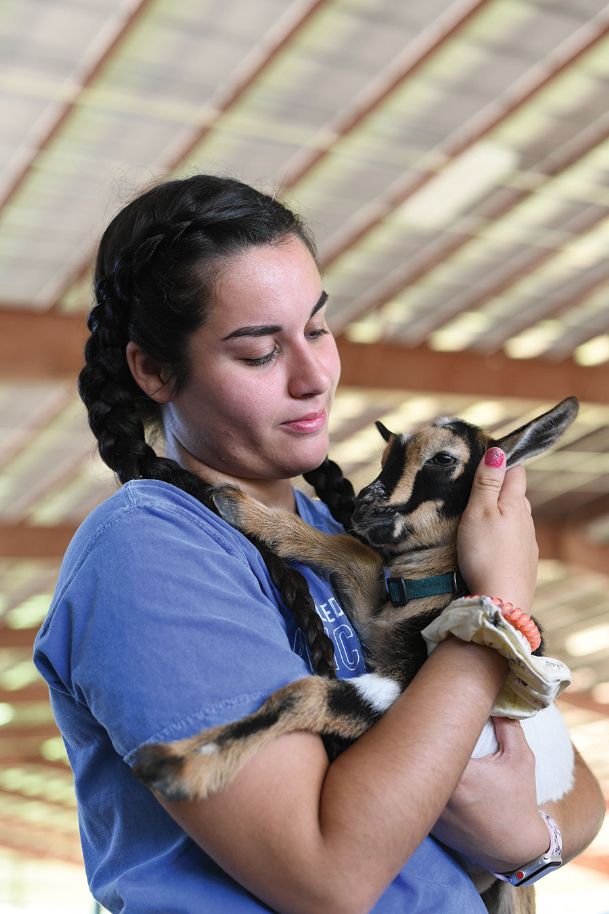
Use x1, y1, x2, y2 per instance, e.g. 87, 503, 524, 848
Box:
351, 503, 414, 548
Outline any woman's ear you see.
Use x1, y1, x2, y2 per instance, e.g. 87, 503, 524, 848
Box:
125, 341, 173, 403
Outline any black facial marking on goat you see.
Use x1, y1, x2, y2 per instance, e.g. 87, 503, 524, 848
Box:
353, 420, 486, 551
377, 434, 407, 497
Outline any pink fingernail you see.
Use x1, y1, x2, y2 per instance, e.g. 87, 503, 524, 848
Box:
485, 447, 505, 467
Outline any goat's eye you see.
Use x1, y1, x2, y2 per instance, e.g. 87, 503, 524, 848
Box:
427, 452, 457, 467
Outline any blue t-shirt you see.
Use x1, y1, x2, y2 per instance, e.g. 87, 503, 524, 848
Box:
34, 480, 484, 913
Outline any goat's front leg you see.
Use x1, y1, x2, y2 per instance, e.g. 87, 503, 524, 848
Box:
212, 486, 385, 629
133, 673, 401, 801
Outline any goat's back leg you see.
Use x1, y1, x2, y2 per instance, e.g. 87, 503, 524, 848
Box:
212, 486, 385, 627
479, 879, 536, 914
132, 673, 400, 801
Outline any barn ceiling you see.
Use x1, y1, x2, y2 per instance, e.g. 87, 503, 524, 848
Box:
0, 0, 608, 884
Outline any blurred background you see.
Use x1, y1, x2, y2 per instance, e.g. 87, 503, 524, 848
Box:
0, 0, 608, 910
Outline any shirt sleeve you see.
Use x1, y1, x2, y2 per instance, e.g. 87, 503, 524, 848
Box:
36, 498, 313, 765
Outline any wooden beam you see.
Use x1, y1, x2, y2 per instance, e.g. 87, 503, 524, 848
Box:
566, 493, 609, 526
336, 338, 609, 404
537, 524, 609, 578
0, 786, 74, 811
559, 691, 609, 719
0, 724, 60, 740
0, 521, 77, 559
0, 684, 50, 703
574, 855, 609, 877
5, 313, 609, 403
0, 310, 86, 381
0, 816, 81, 863
0, 754, 70, 771
0, 626, 40, 650
0, 836, 81, 867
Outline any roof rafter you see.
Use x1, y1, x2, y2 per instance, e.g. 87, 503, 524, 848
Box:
0, 724, 61, 741
319, 14, 609, 274
0, 685, 50, 704
0, 520, 77, 559
0, 626, 48, 649
334, 109, 609, 336
50, 0, 332, 310
280, 0, 489, 189
0, 309, 87, 381
3, 312, 609, 404
559, 691, 609, 719
537, 524, 609, 579
0, 787, 74, 812
0, 817, 81, 865
0, 0, 154, 216
337, 338, 609, 403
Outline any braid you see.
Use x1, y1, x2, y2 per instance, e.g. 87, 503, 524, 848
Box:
303, 458, 356, 531
79, 175, 337, 677
252, 538, 336, 678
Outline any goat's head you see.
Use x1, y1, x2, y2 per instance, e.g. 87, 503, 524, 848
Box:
351, 396, 579, 555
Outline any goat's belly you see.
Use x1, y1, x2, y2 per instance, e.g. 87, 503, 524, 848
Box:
471, 704, 574, 803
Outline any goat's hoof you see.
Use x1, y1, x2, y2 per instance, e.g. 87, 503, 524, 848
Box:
132, 743, 190, 801
210, 485, 245, 526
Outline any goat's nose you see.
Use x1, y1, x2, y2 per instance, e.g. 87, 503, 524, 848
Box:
352, 481, 384, 523
356, 479, 384, 503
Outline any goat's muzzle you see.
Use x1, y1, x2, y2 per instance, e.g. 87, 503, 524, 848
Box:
351, 481, 406, 547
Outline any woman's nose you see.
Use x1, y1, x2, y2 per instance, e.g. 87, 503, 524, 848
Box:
288, 347, 329, 399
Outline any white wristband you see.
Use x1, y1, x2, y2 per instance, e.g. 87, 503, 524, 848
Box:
494, 810, 563, 887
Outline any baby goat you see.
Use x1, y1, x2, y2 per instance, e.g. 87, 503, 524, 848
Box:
134, 397, 579, 913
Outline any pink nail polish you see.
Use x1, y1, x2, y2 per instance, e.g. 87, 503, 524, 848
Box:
485, 447, 505, 467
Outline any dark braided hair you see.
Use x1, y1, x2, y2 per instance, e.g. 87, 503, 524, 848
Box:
304, 458, 356, 530
79, 175, 340, 676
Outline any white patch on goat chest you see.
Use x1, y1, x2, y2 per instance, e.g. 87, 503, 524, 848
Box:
352, 673, 401, 713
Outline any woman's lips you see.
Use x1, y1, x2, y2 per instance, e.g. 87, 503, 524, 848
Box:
280, 410, 326, 433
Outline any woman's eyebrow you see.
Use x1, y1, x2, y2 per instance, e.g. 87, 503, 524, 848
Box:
222, 291, 328, 341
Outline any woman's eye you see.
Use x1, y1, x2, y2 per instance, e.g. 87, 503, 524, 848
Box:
242, 347, 279, 367
426, 452, 457, 467
306, 327, 330, 340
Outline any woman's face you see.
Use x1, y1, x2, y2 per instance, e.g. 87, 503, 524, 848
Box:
163, 237, 341, 484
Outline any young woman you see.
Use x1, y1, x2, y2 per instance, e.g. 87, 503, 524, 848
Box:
34, 175, 603, 914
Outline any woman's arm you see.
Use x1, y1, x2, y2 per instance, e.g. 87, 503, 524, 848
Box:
543, 745, 605, 862
431, 719, 605, 872
161, 638, 506, 914
435, 453, 605, 871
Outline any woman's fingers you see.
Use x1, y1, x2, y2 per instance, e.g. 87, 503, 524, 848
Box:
457, 450, 538, 610
467, 447, 507, 514
497, 463, 527, 512
490, 716, 529, 756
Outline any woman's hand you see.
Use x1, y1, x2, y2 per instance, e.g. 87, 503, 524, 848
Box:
458, 450, 538, 611
431, 717, 549, 872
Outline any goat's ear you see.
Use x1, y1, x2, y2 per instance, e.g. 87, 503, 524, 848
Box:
494, 397, 579, 467
375, 420, 395, 442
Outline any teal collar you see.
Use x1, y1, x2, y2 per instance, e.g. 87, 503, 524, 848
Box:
387, 572, 465, 606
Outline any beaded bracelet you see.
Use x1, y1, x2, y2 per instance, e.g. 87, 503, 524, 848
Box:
467, 595, 542, 652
